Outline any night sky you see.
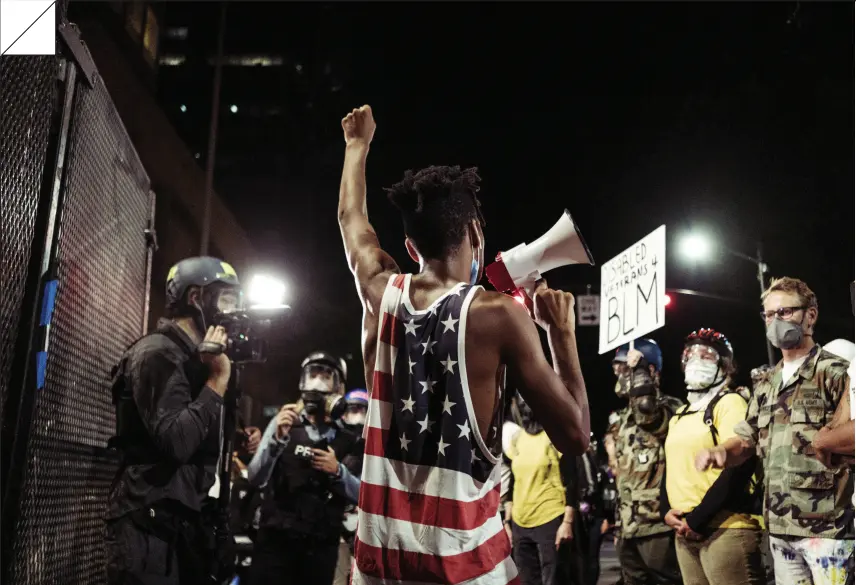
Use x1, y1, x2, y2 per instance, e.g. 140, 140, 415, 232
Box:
155, 2, 854, 435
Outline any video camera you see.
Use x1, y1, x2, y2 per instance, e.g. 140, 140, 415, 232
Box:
201, 306, 289, 364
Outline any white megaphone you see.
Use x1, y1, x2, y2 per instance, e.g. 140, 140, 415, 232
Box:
485, 209, 594, 302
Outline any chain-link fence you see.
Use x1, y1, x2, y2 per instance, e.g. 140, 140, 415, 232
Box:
0, 55, 57, 435
1, 18, 153, 585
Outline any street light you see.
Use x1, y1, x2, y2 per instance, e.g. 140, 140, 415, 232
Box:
678, 234, 712, 261
678, 231, 775, 366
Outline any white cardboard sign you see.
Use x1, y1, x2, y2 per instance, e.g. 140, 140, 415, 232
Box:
598, 225, 666, 354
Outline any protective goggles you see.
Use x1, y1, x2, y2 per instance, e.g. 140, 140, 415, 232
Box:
680, 343, 720, 370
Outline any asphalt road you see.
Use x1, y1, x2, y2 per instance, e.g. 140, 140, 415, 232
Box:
597, 539, 622, 585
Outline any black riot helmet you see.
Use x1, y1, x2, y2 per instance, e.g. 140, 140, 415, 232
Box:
165, 256, 242, 334
299, 352, 347, 417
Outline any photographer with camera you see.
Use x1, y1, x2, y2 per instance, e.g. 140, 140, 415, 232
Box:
247, 352, 363, 585
105, 256, 243, 585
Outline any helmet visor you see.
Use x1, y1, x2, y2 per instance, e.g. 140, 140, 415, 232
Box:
300, 363, 340, 393
215, 288, 242, 314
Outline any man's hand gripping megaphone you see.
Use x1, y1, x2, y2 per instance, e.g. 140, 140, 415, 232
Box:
532, 279, 576, 331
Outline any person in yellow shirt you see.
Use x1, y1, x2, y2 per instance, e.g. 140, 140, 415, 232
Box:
505, 395, 576, 585
661, 329, 766, 585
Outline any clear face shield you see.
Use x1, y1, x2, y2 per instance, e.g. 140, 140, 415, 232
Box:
299, 363, 343, 417
214, 288, 242, 315
343, 403, 367, 427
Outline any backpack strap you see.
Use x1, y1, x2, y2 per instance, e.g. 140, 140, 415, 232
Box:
703, 389, 738, 447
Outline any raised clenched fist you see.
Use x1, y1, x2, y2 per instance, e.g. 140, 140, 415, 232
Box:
342, 105, 376, 146
532, 279, 576, 331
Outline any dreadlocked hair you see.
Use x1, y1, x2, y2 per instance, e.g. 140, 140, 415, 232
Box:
384, 165, 485, 259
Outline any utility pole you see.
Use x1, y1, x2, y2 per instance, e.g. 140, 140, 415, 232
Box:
756, 242, 776, 366
200, 2, 227, 256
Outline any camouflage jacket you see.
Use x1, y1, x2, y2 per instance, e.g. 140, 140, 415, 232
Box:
735, 345, 854, 540
608, 395, 684, 539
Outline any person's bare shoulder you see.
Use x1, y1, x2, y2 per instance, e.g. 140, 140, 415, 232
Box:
466, 289, 523, 339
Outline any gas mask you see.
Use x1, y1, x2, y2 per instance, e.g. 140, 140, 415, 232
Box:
299, 361, 343, 418
629, 386, 658, 419
518, 399, 543, 435
766, 317, 804, 350
301, 392, 339, 419
621, 363, 658, 424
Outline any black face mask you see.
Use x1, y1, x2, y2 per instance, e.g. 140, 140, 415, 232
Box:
336, 418, 364, 436
629, 384, 659, 424
519, 400, 543, 435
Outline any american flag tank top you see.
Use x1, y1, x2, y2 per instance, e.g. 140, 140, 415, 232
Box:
353, 273, 519, 585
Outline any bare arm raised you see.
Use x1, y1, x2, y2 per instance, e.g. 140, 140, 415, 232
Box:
501, 281, 590, 455
337, 105, 400, 305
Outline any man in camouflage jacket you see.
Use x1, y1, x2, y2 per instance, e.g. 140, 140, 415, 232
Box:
696, 277, 854, 585
608, 340, 684, 585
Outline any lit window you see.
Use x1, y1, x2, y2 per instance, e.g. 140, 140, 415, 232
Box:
159, 55, 186, 66
166, 27, 188, 40
295, 63, 303, 73
207, 55, 284, 67
180, 105, 187, 113
142, 7, 159, 65
230, 105, 238, 113
194, 153, 201, 159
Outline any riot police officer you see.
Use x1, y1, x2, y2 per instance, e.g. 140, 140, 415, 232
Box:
105, 256, 242, 585
247, 352, 363, 585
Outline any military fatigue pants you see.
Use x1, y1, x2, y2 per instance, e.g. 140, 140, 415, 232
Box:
618, 532, 682, 585
674, 528, 765, 585
769, 535, 854, 585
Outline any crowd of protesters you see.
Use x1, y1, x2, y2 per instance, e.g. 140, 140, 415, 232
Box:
499, 276, 854, 585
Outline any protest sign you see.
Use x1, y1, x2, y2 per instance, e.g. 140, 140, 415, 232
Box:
598, 225, 666, 354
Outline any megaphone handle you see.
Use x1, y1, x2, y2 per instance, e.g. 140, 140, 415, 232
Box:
521, 281, 536, 300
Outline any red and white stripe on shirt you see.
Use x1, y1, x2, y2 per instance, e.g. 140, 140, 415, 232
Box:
352, 274, 518, 585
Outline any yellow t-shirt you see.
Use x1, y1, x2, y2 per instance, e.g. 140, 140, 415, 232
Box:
506, 430, 566, 528
665, 393, 763, 530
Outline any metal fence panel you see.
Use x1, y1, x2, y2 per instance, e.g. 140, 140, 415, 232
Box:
0, 56, 56, 427
8, 66, 152, 584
